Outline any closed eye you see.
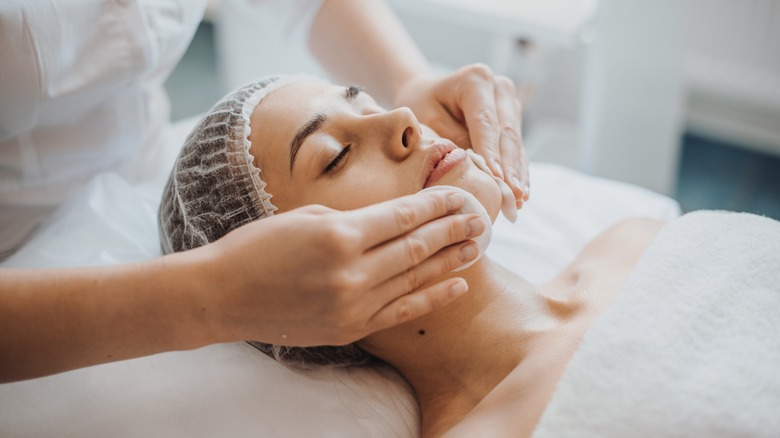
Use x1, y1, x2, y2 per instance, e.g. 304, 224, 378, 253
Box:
324, 145, 351, 173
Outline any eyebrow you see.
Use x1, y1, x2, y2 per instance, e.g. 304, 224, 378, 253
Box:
288, 85, 363, 173
289, 113, 327, 172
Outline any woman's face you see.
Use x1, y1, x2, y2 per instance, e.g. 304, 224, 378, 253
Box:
249, 79, 501, 218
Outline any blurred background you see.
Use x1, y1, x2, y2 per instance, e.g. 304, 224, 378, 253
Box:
165, 0, 780, 219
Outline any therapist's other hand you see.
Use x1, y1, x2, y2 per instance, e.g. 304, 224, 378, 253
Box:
395, 64, 529, 207
198, 189, 482, 347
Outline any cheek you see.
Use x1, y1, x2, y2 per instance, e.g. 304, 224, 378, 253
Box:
297, 167, 412, 212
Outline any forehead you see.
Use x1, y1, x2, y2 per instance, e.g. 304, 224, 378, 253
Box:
253, 79, 337, 124
248, 80, 337, 169
249, 79, 344, 141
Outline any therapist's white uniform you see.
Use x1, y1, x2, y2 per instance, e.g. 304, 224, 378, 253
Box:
0, 0, 323, 259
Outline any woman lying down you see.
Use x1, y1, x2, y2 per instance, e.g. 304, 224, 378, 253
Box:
158, 76, 780, 437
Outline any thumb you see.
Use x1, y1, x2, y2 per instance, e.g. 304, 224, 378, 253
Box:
425, 108, 472, 150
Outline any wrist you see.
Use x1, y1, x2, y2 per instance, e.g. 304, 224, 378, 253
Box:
391, 68, 434, 107
157, 248, 225, 349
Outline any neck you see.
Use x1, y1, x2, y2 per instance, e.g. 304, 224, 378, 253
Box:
358, 258, 581, 431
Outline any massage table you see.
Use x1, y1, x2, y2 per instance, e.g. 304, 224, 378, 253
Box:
2, 115, 704, 437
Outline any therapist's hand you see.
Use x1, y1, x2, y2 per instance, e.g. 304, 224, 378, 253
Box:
0, 190, 481, 383
197, 189, 484, 347
394, 64, 530, 207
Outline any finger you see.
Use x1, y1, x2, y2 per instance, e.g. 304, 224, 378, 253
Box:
361, 212, 485, 284
494, 77, 526, 207
512, 98, 530, 200
518, 144, 530, 202
458, 69, 502, 179
346, 189, 466, 248
365, 277, 469, 334
370, 240, 480, 307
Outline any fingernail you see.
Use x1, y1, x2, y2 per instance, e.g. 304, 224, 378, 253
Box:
523, 185, 530, 201
447, 192, 464, 211
448, 280, 469, 298
459, 243, 479, 262
466, 217, 485, 238
511, 176, 522, 191
492, 160, 504, 179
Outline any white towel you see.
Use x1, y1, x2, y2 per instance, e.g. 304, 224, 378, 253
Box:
533, 211, 780, 437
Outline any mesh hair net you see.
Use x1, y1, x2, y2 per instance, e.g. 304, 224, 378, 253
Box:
158, 75, 371, 368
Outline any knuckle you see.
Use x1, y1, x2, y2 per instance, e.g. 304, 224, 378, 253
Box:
321, 222, 360, 254
431, 192, 449, 214
478, 109, 500, 130
396, 302, 413, 324
438, 245, 462, 273
341, 228, 363, 252
297, 204, 335, 218
402, 269, 422, 293
443, 253, 460, 273
306, 204, 331, 214
330, 270, 362, 295
500, 125, 521, 143
296, 204, 316, 213
452, 219, 466, 242
405, 235, 429, 265
394, 204, 418, 230
427, 297, 441, 313
465, 63, 494, 81
323, 271, 348, 298
495, 76, 516, 93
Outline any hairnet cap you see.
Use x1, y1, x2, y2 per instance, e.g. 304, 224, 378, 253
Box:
158, 74, 371, 368
159, 75, 294, 254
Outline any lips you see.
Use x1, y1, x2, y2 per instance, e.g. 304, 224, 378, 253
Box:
422, 139, 467, 188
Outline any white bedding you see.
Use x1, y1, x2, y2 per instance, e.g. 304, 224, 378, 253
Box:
533, 211, 780, 437
0, 116, 681, 437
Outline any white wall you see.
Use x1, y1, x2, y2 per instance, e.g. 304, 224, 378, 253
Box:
392, 0, 780, 194
682, 0, 780, 156
212, 0, 780, 194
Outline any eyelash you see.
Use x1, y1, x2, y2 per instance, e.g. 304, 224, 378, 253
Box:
324, 145, 351, 173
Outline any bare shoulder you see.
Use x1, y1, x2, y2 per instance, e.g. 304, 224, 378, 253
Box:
576, 217, 667, 267
543, 217, 667, 294
602, 217, 667, 243
436, 219, 670, 438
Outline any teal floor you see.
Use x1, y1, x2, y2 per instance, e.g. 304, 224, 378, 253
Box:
166, 22, 780, 221
676, 134, 780, 220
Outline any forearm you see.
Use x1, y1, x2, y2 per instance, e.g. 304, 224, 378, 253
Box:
309, 0, 432, 106
0, 252, 215, 383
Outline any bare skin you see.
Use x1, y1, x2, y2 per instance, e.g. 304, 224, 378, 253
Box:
361, 218, 663, 437
248, 78, 664, 437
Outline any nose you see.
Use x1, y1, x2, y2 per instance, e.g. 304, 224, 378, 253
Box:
362, 107, 421, 161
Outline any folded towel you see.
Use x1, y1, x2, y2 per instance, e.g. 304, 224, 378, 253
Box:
533, 211, 780, 437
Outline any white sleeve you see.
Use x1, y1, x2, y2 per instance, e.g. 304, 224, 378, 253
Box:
0, 0, 206, 258
216, 0, 328, 90
251, 0, 325, 43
